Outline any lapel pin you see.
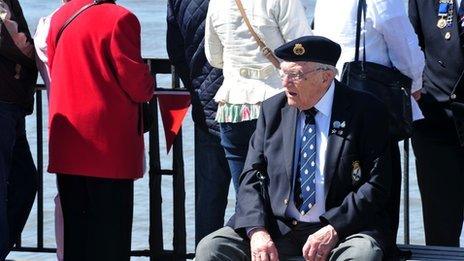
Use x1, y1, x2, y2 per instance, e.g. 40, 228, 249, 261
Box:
332, 121, 346, 135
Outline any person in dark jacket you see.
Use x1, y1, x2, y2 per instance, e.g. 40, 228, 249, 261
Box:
166, 0, 231, 245
196, 36, 392, 261
409, 0, 464, 247
0, 0, 38, 259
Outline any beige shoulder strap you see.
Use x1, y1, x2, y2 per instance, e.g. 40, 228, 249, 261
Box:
234, 0, 281, 69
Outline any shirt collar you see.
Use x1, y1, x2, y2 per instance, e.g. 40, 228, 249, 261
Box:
313, 80, 335, 117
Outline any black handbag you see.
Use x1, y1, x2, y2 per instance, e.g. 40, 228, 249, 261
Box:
340, 0, 412, 141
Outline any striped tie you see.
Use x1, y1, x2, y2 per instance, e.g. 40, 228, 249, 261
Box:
294, 108, 317, 215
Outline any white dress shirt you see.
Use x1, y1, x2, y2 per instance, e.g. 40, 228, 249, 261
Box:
205, 0, 312, 105
313, 0, 425, 120
285, 81, 334, 223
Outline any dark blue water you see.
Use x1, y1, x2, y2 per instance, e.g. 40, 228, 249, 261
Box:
7, 0, 463, 260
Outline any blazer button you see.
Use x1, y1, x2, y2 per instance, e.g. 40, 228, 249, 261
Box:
451, 94, 457, 100
284, 199, 288, 205
292, 220, 298, 226
445, 32, 451, 40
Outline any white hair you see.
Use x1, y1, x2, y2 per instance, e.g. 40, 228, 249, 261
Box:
285, 61, 339, 76
313, 62, 339, 76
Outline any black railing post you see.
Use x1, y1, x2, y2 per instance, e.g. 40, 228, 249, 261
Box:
403, 139, 410, 244
149, 60, 164, 261
171, 66, 187, 260
36, 89, 44, 249
172, 131, 186, 261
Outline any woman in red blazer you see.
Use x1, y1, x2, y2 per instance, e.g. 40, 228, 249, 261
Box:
46, 0, 154, 260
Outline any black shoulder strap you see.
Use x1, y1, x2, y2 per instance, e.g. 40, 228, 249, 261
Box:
55, 0, 115, 45
354, 0, 367, 62
452, 68, 464, 97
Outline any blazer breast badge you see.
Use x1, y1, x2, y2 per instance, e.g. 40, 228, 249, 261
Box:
351, 160, 362, 185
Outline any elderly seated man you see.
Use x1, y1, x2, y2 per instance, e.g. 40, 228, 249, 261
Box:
195, 36, 393, 261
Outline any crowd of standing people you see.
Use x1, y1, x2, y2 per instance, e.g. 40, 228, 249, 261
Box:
0, 0, 463, 260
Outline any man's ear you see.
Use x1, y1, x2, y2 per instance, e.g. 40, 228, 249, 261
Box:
322, 70, 335, 83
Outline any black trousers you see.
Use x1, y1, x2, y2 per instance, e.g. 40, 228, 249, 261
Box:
412, 119, 464, 246
57, 174, 134, 261
387, 141, 402, 242
0, 105, 37, 260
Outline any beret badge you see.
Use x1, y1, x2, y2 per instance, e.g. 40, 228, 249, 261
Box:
293, 44, 305, 56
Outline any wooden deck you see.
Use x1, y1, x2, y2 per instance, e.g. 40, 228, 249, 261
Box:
398, 244, 464, 260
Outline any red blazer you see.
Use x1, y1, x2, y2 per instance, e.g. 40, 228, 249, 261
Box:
47, 0, 154, 179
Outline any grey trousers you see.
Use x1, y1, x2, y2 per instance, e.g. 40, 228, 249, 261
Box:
195, 226, 383, 261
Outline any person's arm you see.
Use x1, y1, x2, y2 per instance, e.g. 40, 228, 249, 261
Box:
274, 0, 313, 42
110, 12, 154, 103
0, 20, 35, 69
235, 104, 278, 261
408, 0, 425, 50
234, 105, 268, 231
34, 15, 52, 89
8, 0, 35, 60
166, 0, 191, 89
46, 16, 56, 72
372, 0, 425, 94
204, 1, 224, 69
320, 98, 392, 239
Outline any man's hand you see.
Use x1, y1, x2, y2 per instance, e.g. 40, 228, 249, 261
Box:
12, 33, 33, 58
302, 225, 339, 261
250, 228, 279, 261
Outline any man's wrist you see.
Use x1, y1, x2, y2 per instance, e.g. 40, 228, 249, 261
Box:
327, 224, 338, 239
247, 226, 266, 238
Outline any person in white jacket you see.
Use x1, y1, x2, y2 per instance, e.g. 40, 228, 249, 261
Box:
205, 0, 312, 194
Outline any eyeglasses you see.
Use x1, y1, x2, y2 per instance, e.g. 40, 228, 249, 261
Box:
279, 68, 324, 82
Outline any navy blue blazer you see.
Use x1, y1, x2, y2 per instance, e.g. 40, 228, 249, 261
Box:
228, 81, 394, 251
409, 0, 464, 142
409, 0, 464, 104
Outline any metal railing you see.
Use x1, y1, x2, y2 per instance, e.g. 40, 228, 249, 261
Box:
12, 58, 193, 260
11, 58, 414, 260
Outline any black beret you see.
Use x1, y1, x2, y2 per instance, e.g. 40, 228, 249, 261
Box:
274, 36, 341, 66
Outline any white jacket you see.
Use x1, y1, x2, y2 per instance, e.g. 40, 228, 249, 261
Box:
313, 0, 425, 120
205, 0, 312, 105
